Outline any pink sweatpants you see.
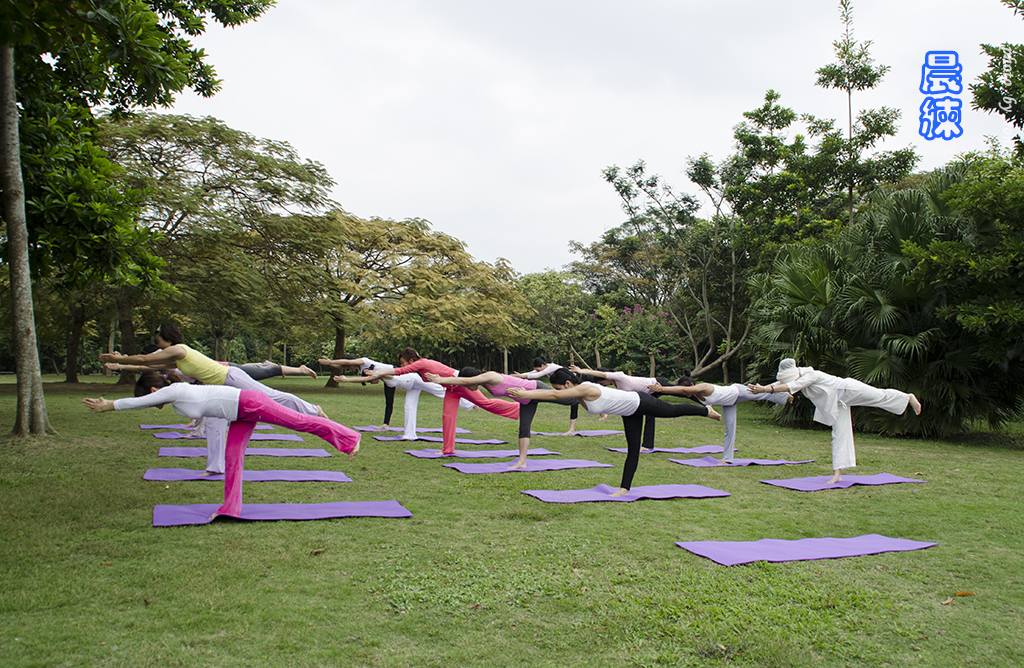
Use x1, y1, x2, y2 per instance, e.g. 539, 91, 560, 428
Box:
216, 390, 360, 517
441, 385, 519, 454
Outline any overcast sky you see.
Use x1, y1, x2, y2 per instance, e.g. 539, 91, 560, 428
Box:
167, 0, 1023, 274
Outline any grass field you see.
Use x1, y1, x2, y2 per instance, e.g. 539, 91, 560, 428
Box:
1, 375, 1022, 667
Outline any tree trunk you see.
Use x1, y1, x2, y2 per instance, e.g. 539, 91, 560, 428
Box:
594, 342, 602, 368
649, 353, 655, 378
64, 303, 86, 383
1, 45, 49, 435
116, 293, 137, 385
106, 316, 115, 377
324, 324, 345, 388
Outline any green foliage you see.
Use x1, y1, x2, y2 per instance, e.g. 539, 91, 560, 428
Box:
971, 1, 1024, 156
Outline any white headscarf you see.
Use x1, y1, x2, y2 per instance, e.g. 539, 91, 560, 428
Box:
776, 358, 800, 384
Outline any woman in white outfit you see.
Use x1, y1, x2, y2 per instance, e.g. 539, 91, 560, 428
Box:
321, 356, 473, 440
650, 373, 793, 463
748, 358, 922, 483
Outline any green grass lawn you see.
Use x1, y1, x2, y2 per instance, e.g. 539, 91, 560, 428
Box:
1, 375, 1022, 667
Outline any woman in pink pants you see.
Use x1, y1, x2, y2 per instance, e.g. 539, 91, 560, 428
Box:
83, 371, 359, 518
359, 347, 519, 454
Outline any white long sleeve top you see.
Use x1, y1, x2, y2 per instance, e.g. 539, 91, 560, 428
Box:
113, 384, 241, 421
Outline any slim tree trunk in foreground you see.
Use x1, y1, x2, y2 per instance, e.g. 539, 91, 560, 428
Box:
0, 45, 50, 435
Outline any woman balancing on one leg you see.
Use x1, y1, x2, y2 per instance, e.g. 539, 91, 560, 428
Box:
83, 371, 359, 519
649, 373, 793, 464
425, 368, 579, 469
748, 358, 922, 483
509, 369, 721, 496
321, 356, 474, 439
568, 365, 679, 452
100, 323, 324, 475
511, 357, 579, 434
360, 348, 519, 455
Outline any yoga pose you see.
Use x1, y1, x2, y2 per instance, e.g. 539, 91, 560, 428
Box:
100, 324, 324, 475
748, 358, 922, 483
512, 357, 579, 433
649, 373, 793, 463
509, 368, 721, 495
426, 368, 579, 469
360, 348, 519, 454
83, 371, 359, 518
321, 356, 473, 438
568, 365, 678, 451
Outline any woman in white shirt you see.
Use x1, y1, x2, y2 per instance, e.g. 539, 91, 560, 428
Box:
748, 358, 922, 483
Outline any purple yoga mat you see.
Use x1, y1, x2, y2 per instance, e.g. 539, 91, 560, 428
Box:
522, 483, 730, 504
153, 500, 413, 527
676, 534, 938, 566
531, 429, 624, 436
405, 448, 561, 459
605, 445, 725, 454
442, 459, 614, 474
670, 456, 814, 467
371, 435, 507, 444
154, 431, 304, 441
158, 447, 332, 458
352, 425, 470, 433
141, 423, 272, 430
760, 472, 928, 491
144, 468, 353, 482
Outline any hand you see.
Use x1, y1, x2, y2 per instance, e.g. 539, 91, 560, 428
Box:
568, 365, 582, 373
99, 352, 125, 362
424, 372, 441, 383
507, 387, 524, 398
82, 397, 113, 412
331, 375, 345, 383
747, 383, 763, 394
648, 382, 663, 393
104, 362, 121, 371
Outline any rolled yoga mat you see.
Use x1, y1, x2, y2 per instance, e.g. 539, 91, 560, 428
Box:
144, 468, 353, 482
159, 447, 332, 458
670, 456, 814, 467
404, 448, 561, 459
675, 534, 938, 566
153, 500, 413, 527
442, 459, 614, 474
760, 472, 928, 491
371, 435, 507, 445
522, 483, 730, 504
604, 445, 724, 454
531, 429, 624, 436
154, 431, 304, 441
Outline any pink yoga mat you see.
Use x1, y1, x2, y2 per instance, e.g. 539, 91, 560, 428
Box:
144, 468, 353, 482
604, 445, 725, 454
141, 423, 272, 430
352, 425, 470, 433
371, 435, 507, 445
531, 429, 624, 436
158, 447, 331, 458
154, 431, 304, 441
153, 500, 412, 527
676, 534, 938, 566
522, 483, 730, 503
670, 456, 814, 467
442, 459, 614, 474
404, 448, 561, 459
760, 473, 928, 491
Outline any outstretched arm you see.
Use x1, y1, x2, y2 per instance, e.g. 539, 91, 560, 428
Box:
426, 371, 502, 387
82, 397, 116, 413
318, 357, 365, 369
508, 384, 599, 402
649, 382, 713, 397
331, 374, 374, 384
569, 365, 606, 380
99, 345, 184, 366
747, 382, 791, 395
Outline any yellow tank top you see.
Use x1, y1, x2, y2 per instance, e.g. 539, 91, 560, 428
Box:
175, 344, 228, 385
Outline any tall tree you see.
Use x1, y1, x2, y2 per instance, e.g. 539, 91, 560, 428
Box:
0, 1, 273, 435
971, 0, 1024, 157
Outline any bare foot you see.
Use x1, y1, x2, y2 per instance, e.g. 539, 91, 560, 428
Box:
348, 438, 360, 460
786, 394, 795, 404
706, 407, 722, 421
640, 447, 655, 453
909, 393, 922, 415
565, 430, 576, 436
598, 414, 608, 423
828, 473, 843, 484
198, 471, 218, 477
372, 424, 389, 431
717, 460, 732, 466
610, 487, 630, 497
299, 364, 318, 379
317, 406, 328, 419
507, 459, 528, 470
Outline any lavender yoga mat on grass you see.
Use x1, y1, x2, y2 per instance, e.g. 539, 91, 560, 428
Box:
153, 500, 413, 527
605, 445, 724, 454
676, 534, 938, 566
372, 435, 507, 445
760, 473, 927, 491
670, 456, 814, 467
159, 446, 331, 458
353, 425, 470, 434
522, 483, 730, 504
405, 448, 561, 459
531, 429, 624, 436
144, 468, 353, 482
443, 459, 614, 474
141, 423, 273, 430
154, 431, 304, 441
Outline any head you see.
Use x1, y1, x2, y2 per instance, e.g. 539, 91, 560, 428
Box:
360, 365, 377, 384
398, 347, 420, 366
549, 367, 579, 390
457, 366, 484, 391
154, 323, 183, 348
776, 358, 800, 384
675, 370, 696, 387
531, 357, 546, 371
135, 370, 170, 397
140, 344, 160, 355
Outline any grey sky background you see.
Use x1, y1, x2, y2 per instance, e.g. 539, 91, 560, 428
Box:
167, 0, 1023, 274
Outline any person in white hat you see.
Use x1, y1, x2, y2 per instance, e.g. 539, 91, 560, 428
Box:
748, 359, 922, 483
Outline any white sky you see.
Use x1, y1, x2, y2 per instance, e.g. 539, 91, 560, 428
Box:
167, 0, 1023, 274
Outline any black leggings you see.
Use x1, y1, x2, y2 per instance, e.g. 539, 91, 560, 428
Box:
620, 392, 708, 490
517, 381, 579, 438
381, 383, 397, 425
229, 362, 283, 382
